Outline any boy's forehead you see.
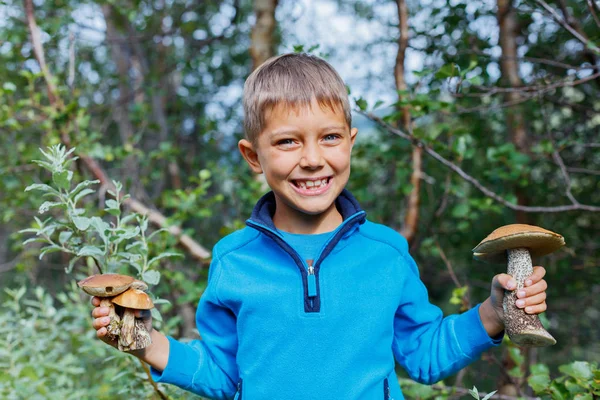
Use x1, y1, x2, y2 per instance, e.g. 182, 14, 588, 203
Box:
264, 99, 345, 119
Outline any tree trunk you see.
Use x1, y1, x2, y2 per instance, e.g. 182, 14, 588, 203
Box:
498, 0, 529, 225
101, 5, 140, 191
250, 0, 279, 71
497, 0, 531, 395
395, 0, 422, 246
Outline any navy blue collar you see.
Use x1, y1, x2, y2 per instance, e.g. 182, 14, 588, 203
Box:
247, 189, 366, 231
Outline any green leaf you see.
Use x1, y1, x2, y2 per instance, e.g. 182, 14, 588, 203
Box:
435, 63, 459, 79
77, 246, 105, 258
469, 386, 479, 399
24, 183, 57, 193
482, 391, 497, 400
39, 245, 63, 260
560, 362, 593, 381
58, 231, 73, 245
355, 97, 368, 111
142, 270, 160, 285
147, 252, 183, 268
150, 307, 163, 322
3, 82, 17, 92
38, 201, 63, 214
529, 373, 551, 393
73, 188, 95, 205
72, 217, 92, 231
65, 256, 81, 273
52, 170, 72, 190
105, 199, 119, 210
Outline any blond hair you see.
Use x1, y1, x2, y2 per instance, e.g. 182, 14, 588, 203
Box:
243, 53, 352, 144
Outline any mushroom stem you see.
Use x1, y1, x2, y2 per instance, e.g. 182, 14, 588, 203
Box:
504, 248, 556, 346
118, 309, 136, 351
99, 298, 121, 338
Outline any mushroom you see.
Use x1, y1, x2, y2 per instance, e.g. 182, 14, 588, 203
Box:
473, 224, 564, 347
78, 274, 134, 338
112, 287, 154, 351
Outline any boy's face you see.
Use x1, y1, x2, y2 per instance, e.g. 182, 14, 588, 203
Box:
239, 99, 358, 232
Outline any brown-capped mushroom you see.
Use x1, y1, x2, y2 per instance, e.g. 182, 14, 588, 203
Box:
112, 288, 154, 351
77, 274, 134, 338
473, 224, 564, 347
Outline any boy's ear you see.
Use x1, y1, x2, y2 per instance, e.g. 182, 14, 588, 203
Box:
238, 139, 263, 174
350, 127, 358, 146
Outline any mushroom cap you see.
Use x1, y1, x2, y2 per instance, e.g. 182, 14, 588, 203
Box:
112, 288, 154, 310
130, 279, 148, 292
473, 224, 565, 263
77, 274, 134, 297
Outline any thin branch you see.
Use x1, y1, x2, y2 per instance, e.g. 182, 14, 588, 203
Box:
567, 166, 600, 176
533, 0, 600, 54
435, 239, 462, 288
363, 112, 600, 213
139, 359, 169, 400
588, 0, 600, 28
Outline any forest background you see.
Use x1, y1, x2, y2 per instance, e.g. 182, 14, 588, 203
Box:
0, 0, 598, 399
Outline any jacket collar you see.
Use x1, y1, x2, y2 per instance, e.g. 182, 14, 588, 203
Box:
247, 188, 366, 231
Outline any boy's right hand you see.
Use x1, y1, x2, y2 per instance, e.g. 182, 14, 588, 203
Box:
91, 296, 153, 349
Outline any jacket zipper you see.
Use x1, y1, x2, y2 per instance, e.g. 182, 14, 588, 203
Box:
384, 377, 391, 399
246, 211, 365, 313
234, 380, 243, 400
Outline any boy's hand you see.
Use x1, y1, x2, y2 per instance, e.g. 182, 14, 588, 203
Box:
480, 266, 548, 337
91, 296, 153, 349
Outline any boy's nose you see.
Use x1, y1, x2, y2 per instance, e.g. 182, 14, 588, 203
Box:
299, 144, 324, 169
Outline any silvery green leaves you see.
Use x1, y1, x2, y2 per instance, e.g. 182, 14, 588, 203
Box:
20, 145, 182, 291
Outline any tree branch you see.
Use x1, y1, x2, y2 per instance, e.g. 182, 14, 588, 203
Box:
363, 112, 600, 213
533, 0, 600, 54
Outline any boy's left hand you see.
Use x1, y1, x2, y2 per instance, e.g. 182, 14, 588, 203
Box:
481, 266, 548, 337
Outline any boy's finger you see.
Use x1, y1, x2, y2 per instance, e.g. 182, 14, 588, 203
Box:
517, 279, 548, 298
494, 273, 517, 291
97, 327, 107, 338
91, 307, 109, 318
92, 316, 110, 330
515, 292, 547, 309
524, 302, 547, 315
91, 296, 101, 306
525, 266, 546, 286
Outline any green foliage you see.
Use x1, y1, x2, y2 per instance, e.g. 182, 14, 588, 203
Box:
528, 361, 600, 400
20, 145, 182, 281
0, 284, 203, 399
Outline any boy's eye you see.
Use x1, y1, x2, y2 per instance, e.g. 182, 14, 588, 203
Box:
323, 133, 341, 141
276, 138, 296, 146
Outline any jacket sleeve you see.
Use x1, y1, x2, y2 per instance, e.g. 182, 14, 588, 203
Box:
392, 250, 503, 385
151, 249, 239, 399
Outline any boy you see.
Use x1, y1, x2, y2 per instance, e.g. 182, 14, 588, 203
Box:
91, 53, 550, 399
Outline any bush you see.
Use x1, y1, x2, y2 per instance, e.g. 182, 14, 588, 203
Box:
0, 283, 202, 399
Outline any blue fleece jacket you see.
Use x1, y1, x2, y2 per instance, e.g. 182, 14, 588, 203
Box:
151, 190, 502, 399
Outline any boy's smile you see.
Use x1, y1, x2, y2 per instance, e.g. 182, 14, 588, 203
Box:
239, 99, 357, 234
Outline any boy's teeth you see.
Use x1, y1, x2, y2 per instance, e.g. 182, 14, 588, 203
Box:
296, 178, 328, 189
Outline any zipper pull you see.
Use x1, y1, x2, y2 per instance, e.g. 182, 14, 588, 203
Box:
307, 259, 317, 297
234, 381, 241, 400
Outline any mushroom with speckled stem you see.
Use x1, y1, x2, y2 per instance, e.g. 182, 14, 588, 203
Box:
473, 224, 564, 347
78, 274, 134, 338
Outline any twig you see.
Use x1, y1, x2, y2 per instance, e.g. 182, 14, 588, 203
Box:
567, 167, 600, 176
363, 112, 600, 213
532, 0, 600, 54
435, 239, 462, 288
138, 359, 170, 400
588, 0, 600, 28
